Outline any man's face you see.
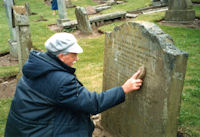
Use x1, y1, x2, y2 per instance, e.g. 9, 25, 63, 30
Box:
58, 53, 79, 67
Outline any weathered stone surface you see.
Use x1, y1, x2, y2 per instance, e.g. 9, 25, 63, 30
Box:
165, 0, 195, 22
101, 21, 188, 137
62, 11, 126, 28
75, 6, 92, 34
90, 11, 126, 23
96, 6, 111, 12
57, 0, 69, 25
3, 0, 18, 57
13, 6, 32, 73
152, 0, 168, 6
65, 0, 74, 8
25, 2, 31, 16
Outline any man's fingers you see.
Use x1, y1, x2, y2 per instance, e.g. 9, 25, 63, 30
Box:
132, 70, 141, 79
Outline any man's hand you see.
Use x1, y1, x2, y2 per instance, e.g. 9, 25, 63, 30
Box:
122, 70, 143, 94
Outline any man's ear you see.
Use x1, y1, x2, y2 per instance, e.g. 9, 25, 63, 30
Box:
57, 53, 64, 62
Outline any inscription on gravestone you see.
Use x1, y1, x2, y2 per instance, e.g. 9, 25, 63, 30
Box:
101, 21, 188, 137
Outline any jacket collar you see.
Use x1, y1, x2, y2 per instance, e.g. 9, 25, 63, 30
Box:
45, 52, 76, 74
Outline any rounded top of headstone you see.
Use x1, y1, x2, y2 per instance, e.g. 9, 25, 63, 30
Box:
110, 21, 188, 56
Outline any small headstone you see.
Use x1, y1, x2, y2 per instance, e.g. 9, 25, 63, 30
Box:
161, 0, 168, 6
65, 0, 74, 8
12, 6, 32, 73
3, 0, 18, 58
152, 0, 161, 6
165, 0, 195, 22
96, 6, 111, 12
101, 21, 188, 137
57, 0, 69, 26
75, 6, 92, 34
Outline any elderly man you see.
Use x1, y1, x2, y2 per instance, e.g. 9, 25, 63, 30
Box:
5, 33, 142, 137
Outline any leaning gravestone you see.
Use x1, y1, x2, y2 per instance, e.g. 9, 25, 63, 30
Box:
165, 0, 195, 22
3, 0, 18, 58
101, 21, 188, 137
12, 6, 32, 73
75, 6, 92, 34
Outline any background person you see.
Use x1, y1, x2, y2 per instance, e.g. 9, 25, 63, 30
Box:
5, 33, 143, 137
51, 0, 58, 15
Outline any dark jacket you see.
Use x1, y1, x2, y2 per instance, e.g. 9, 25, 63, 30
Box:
5, 50, 125, 137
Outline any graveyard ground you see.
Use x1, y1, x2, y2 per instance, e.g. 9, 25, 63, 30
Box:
0, 0, 200, 137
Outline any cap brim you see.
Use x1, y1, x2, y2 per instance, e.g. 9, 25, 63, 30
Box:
65, 43, 83, 53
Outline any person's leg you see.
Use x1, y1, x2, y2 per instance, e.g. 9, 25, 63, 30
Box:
51, 0, 58, 15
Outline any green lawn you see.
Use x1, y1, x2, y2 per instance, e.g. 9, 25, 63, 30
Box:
0, 0, 200, 136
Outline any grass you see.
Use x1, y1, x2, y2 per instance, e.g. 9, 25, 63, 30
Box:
0, 99, 12, 137
0, 0, 200, 136
0, 65, 19, 78
192, 0, 200, 2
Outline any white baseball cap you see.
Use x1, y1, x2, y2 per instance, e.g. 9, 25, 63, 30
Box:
45, 32, 83, 55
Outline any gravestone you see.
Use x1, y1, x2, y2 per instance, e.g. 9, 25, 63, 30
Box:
65, 0, 74, 8
152, 0, 161, 6
161, 0, 168, 6
3, 0, 18, 58
101, 21, 188, 137
25, 2, 31, 16
153, 0, 168, 6
75, 6, 92, 34
12, 6, 32, 73
57, 0, 69, 26
165, 0, 195, 22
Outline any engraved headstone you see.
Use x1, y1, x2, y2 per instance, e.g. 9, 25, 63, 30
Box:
3, 0, 18, 57
13, 6, 32, 73
101, 21, 188, 137
57, 0, 69, 26
165, 0, 195, 22
75, 6, 92, 34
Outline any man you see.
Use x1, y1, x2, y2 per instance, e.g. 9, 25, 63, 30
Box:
5, 33, 143, 137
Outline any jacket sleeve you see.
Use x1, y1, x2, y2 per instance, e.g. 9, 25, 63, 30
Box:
57, 77, 125, 115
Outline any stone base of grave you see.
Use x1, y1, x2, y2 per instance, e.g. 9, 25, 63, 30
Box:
8, 39, 18, 58
57, 18, 70, 26
165, 9, 195, 22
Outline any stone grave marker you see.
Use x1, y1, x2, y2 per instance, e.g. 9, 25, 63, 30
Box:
165, 0, 195, 22
12, 6, 32, 73
57, 0, 69, 26
153, 0, 168, 6
75, 6, 92, 34
3, 0, 18, 58
65, 0, 74, 8
101, 21, 188, 137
